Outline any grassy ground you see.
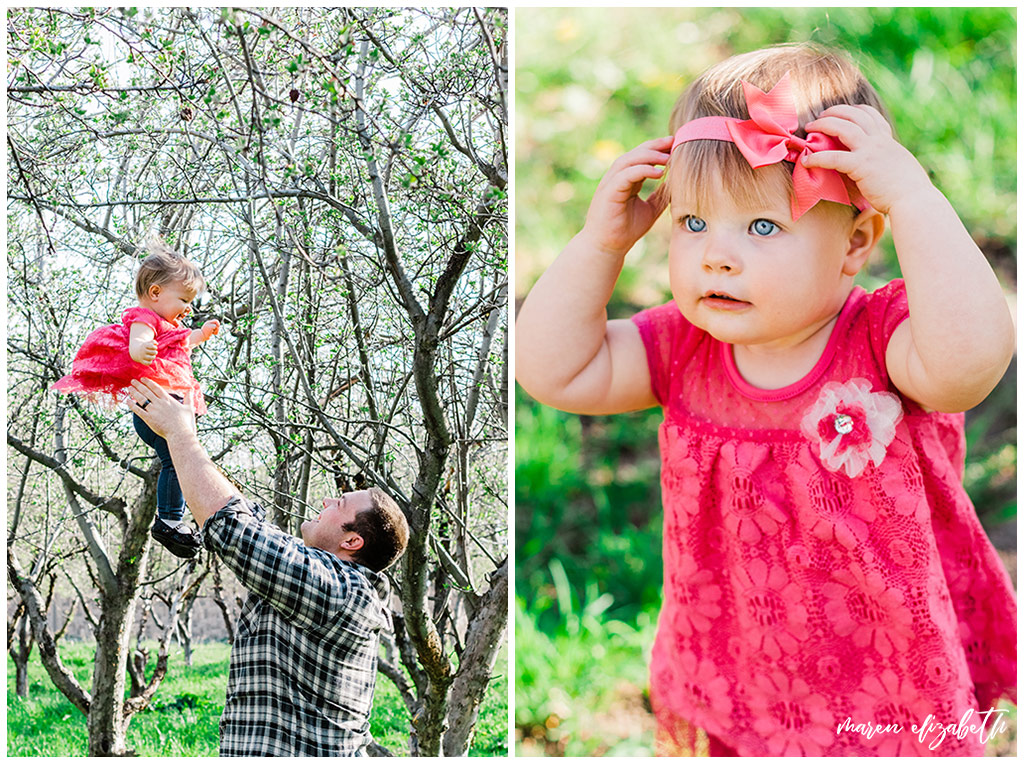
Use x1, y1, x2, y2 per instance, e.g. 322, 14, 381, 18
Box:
515, 606, 1016, 757
515, 598, 656, 757
7, 640, 508, 756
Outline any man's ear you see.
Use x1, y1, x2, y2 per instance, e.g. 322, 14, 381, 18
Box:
841, 208, 885, 277
339, 532, 364, 552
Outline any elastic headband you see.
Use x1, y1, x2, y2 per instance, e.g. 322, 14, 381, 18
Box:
670, 72, 868, 220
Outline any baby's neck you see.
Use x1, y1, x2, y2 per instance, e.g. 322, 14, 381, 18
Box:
137, 299, 171, 322
731, 314, 839, 391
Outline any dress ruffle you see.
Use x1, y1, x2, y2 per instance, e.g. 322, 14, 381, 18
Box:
54, 306, 206, 414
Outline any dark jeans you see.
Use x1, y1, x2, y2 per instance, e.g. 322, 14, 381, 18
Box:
133, 410, 185, 523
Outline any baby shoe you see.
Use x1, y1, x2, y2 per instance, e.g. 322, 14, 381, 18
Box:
151, 518, 201, 559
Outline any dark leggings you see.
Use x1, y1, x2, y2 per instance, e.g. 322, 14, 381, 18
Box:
133, 412, 185, 523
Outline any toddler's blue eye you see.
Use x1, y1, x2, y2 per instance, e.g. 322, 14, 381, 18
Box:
750, 219, 778, 236
683, 216, 707, 233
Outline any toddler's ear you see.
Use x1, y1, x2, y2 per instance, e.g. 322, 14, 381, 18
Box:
841, 208, 885, 277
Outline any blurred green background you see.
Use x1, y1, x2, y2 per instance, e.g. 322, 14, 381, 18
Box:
514, 7, 1016, 757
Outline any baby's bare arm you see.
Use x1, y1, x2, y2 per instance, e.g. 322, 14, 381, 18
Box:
187, 320, 219, 349
128, 322, 157, 365
883, 187, 1014, 412
516, 138, 671, 415
805, 106, 1014, 411
516, 234, 656, 414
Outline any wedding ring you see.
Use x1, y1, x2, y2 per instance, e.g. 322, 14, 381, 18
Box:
140, 399, 151, 410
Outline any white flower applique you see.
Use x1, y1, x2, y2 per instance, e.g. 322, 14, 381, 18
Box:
800, 378, 904, 478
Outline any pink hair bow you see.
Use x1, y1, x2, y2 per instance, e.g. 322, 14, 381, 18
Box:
671, 73, 867, 220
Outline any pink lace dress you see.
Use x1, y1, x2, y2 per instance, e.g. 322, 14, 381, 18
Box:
54, 307, 207, 415
633, 280, 1015, 757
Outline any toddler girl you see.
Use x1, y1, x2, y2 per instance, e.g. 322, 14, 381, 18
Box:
55, 242, 220, 559
516, 43, 1016, 756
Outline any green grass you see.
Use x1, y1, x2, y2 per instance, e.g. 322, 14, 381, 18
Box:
7, 640, 508, 757
515, 595, 657, 757
515, 600, 1017, 757
8, 641, 227, 757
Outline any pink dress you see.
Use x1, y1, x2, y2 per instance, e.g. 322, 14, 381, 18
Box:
632, 280, 1015, 757
54, 307, 207, 415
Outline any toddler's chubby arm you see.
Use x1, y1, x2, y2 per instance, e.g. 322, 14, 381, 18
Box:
804, 106, 1015, 412
128, 322, 158, 365
187, 320, 220, 349
516, 137, 671, 415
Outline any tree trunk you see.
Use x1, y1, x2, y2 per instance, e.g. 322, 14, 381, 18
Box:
87, 494, 155, 756
178, 614, 193, 667
84, 461, 158, 754
15, 613, 31, 697
443, 559, 509, 756
176, 560, 206, 668
211, 556, 236, 643
127, 599, 152, 698
88, 607, 132, 756
8, 548, 91, 717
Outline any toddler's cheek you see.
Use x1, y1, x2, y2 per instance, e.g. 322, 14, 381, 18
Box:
668, 271, 697, 312
667, 245, 695, 287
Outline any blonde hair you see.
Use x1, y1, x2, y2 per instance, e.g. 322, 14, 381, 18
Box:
134, 237, 205, 299
668, 43, 889, 215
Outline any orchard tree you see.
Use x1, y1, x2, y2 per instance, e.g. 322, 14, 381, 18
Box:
7, 7, 507, 757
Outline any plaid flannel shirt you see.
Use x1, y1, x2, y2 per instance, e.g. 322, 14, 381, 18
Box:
203, 495, 391, 757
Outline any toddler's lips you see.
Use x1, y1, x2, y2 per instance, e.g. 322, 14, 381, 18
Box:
701, 290, 750, 309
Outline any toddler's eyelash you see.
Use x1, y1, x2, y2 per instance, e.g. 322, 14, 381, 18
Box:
749, 218, 781, 236
679, 215, 706, 233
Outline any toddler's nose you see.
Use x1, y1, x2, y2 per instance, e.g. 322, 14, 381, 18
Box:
701, 238, 741, 273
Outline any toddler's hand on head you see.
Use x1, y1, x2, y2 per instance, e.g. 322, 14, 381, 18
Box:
801, 105, 933, 216
579, 136, 672, 258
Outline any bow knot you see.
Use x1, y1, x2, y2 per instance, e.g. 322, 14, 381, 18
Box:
671, 72, 867, 220
784, 134, 809, 154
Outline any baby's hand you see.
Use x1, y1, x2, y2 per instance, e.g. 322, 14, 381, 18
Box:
132, 339, 158, 366
801, 105, 933, 216
201, 320, 220, 341
578, 136, 672, 258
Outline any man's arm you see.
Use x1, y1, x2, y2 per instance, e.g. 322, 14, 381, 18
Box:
127, 378, 376, 632
203, 498, 376, 633
126, 377, 235, 529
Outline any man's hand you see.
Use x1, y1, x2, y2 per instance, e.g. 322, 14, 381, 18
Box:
126, 378, 196, 440
126, 378, 236, 530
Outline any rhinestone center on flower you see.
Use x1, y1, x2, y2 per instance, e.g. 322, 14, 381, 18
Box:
833, 413, 854, 435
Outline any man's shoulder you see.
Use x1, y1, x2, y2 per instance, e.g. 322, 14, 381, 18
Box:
204, 494, 390, 631
322, 554, 390, 609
